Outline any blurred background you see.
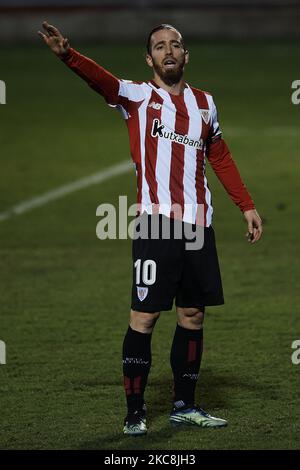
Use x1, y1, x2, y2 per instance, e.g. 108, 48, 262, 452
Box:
0, 0, 299, 451
0, 0, 300, 42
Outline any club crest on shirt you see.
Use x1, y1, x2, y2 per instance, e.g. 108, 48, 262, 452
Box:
199, 109, 210, 125
137, 286, 148, 301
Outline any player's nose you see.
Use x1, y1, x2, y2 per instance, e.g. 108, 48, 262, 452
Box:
165, 43, 173, 54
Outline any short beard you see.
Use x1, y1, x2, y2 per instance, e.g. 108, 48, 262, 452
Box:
152, 57, 185, 86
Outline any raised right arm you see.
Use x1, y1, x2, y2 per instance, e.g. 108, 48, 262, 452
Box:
61, 48, 120, 105
38, 21, 120, 105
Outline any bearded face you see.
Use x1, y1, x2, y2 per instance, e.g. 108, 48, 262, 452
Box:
146, 28, 188, 87
151, 52, 186, 86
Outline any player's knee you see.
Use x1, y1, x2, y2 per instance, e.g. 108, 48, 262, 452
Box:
177, 307, 205, 330
130, 310, 160, 333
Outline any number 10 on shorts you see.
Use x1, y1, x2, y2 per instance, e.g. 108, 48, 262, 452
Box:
134, 259, 157, 285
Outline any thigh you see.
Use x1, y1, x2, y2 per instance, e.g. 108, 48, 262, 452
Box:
131, 230, 184, 313
176, 226, 224, 308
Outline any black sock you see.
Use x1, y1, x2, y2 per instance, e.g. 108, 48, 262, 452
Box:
170, 324, 203, 407
122, 326, 152, 412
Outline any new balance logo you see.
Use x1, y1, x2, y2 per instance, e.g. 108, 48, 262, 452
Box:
148, 101, 162, 110
182, 373, 199, 380
151, 119, 204, 150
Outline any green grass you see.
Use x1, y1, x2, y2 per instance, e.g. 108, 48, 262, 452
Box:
0, 40, 299, 450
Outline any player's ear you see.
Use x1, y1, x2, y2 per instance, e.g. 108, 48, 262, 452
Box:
146, 54, 153, 68
184, 49, 189, 65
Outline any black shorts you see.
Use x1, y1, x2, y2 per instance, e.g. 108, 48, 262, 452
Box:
131, 214, 224, 313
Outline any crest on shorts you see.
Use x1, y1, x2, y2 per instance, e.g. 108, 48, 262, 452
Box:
137, 286, 148, 301
199, 109, 210, 125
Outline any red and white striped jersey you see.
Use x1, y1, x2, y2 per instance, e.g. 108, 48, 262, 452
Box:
63, 49, 255, 226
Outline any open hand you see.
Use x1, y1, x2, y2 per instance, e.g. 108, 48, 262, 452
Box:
38, 21, 70, 58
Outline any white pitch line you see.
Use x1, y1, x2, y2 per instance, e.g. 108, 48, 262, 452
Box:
0, 160, 133, 223
0, 126, 299, 223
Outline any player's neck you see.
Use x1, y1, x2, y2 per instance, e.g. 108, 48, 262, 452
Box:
152, 75, 185, 96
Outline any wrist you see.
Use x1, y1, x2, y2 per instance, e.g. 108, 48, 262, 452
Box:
58, 47, 72, 61
242, 205, 255, 213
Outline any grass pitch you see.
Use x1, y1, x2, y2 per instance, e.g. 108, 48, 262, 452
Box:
0, 40, 299, 450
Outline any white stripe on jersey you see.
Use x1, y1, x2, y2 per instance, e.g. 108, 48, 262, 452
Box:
203, 92, 215, 225
182, 87, 201, 224
205, 93, 222, 139
138, 93, 153, 213
155, 93, 176, 218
